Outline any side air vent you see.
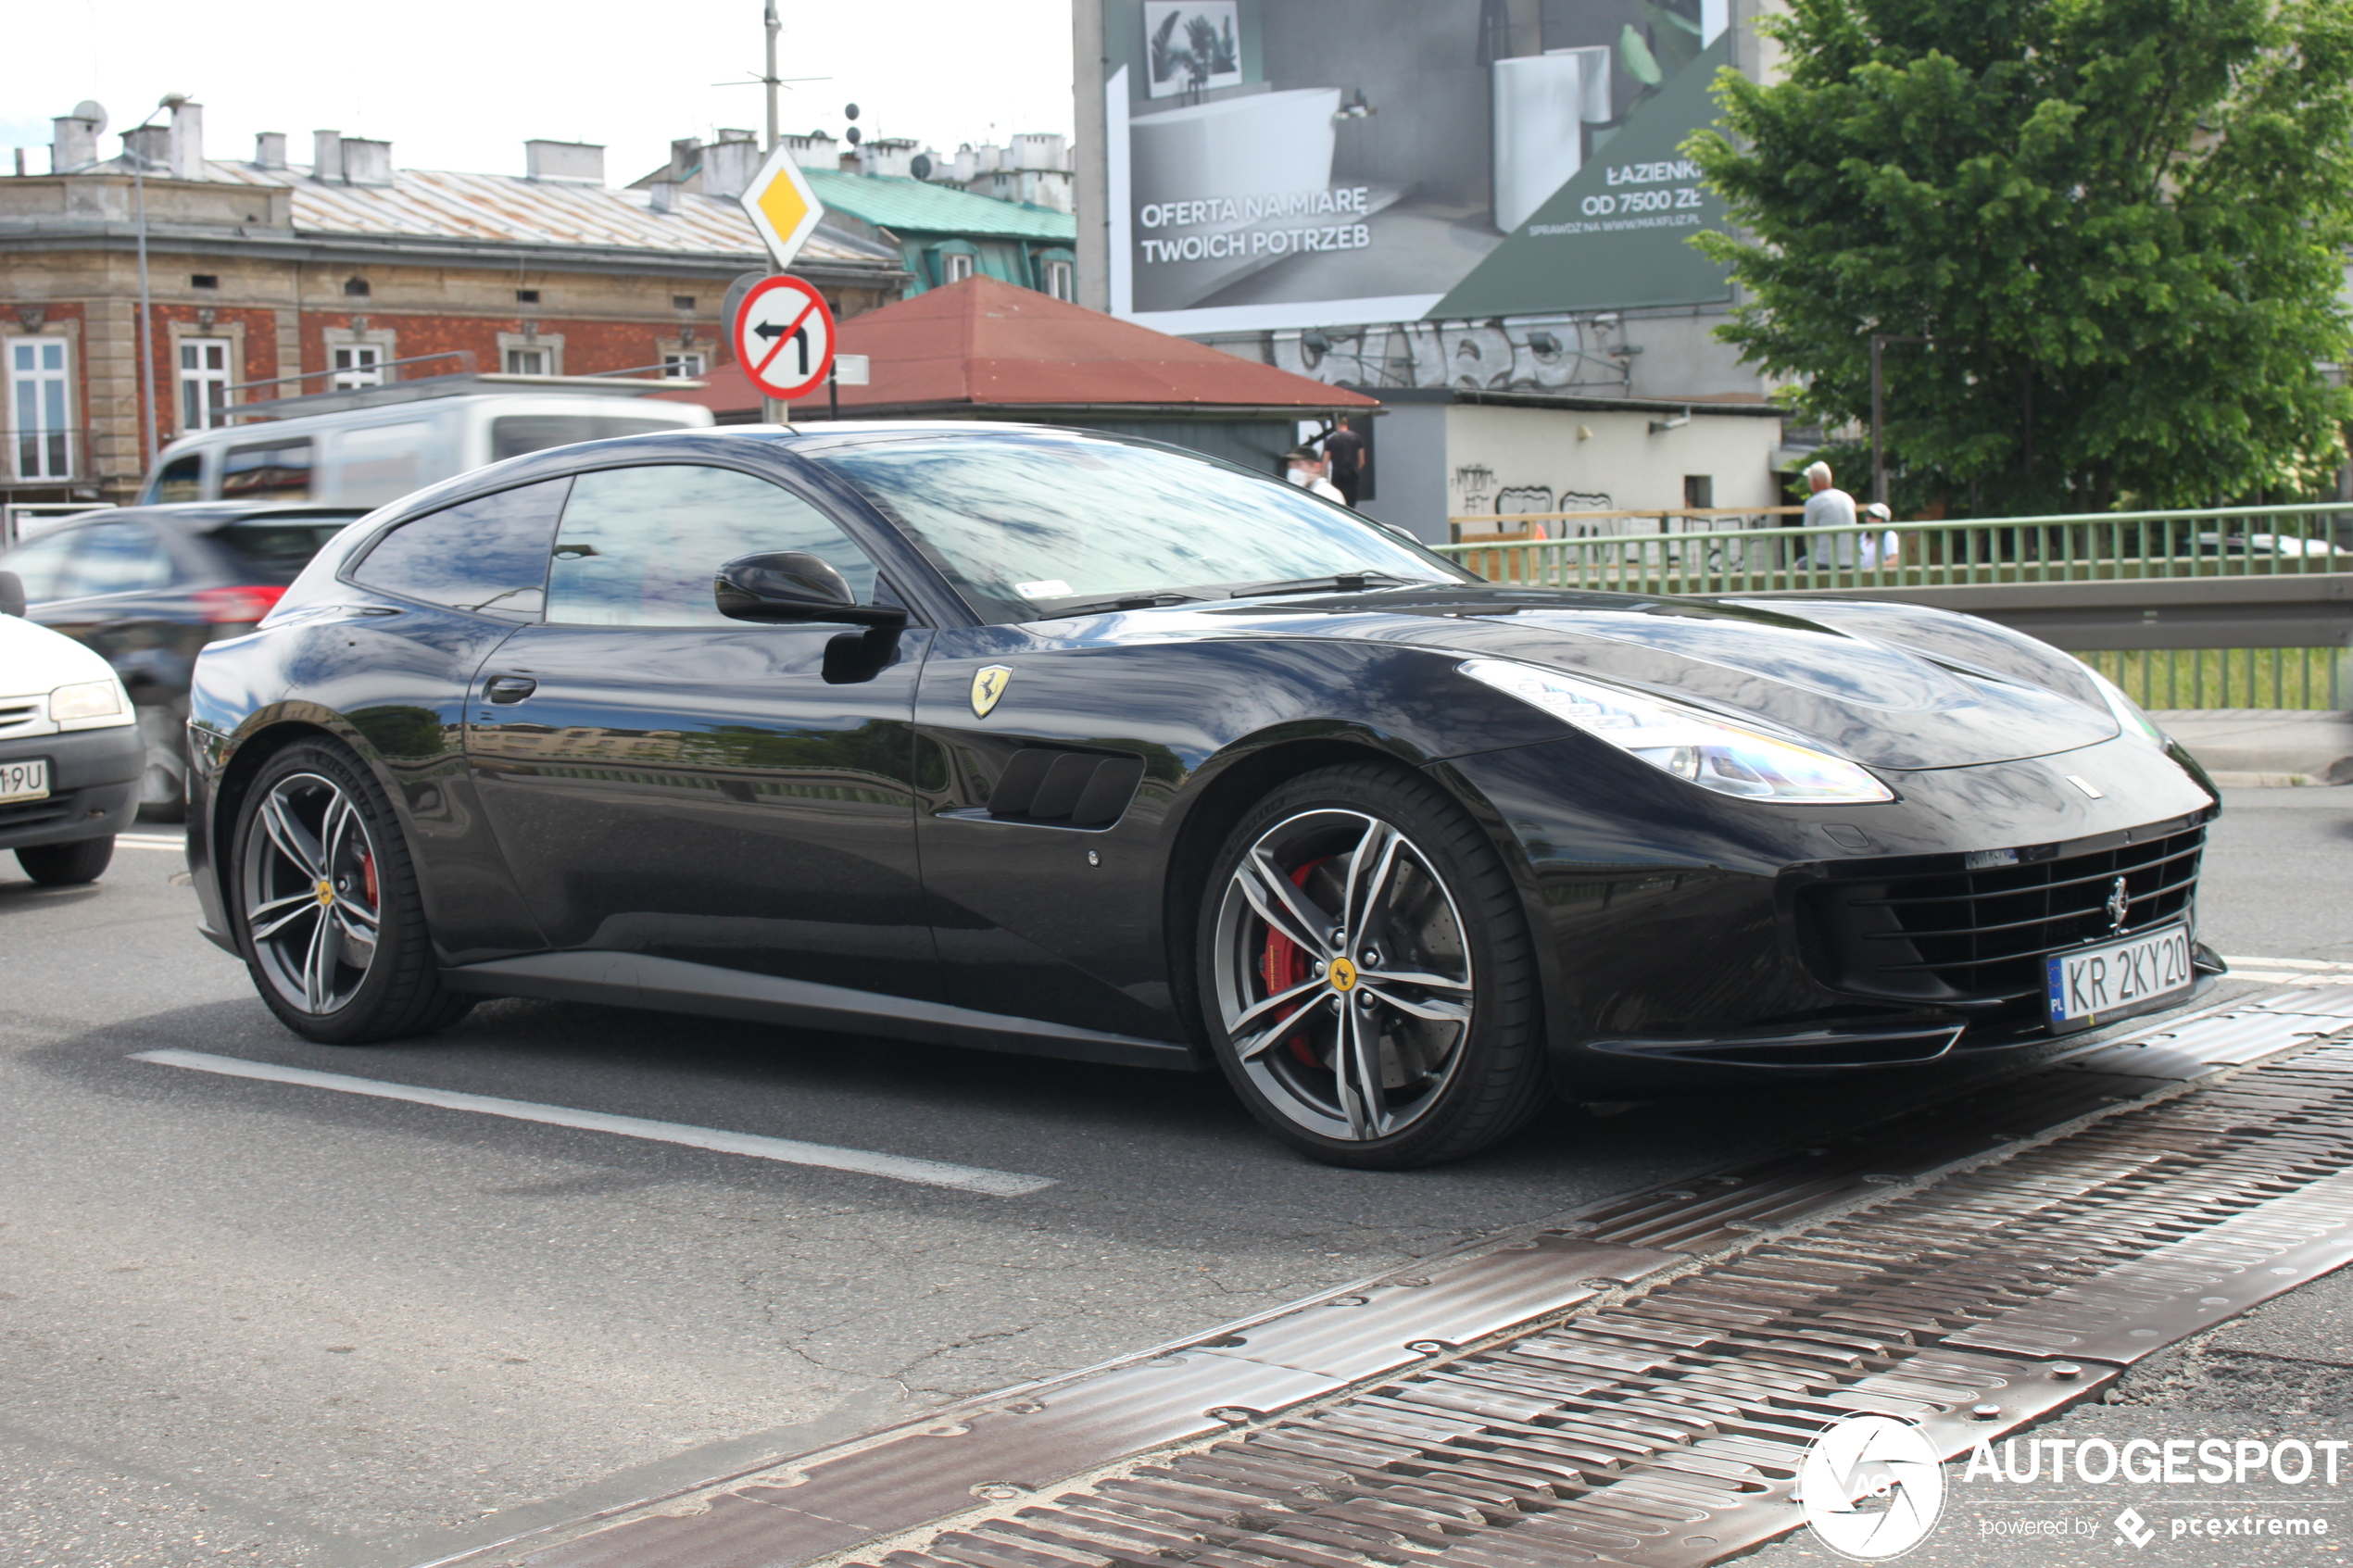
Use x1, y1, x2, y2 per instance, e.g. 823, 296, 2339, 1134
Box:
987, 747, 1145, 828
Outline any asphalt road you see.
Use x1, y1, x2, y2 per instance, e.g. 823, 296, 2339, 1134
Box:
2, 787, 2346, 1568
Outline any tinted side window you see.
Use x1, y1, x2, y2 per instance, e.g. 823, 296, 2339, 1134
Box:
547, 465, 877, 628
60, 521, 176, 597
0, 530, 82, 602
222, 438, 312, 500
351, 478, 570, 620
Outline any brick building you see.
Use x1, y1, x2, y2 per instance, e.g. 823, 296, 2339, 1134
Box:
1, 101, 908, 508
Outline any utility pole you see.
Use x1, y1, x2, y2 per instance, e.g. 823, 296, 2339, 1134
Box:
1869, 332, 1926, 508
764, 0, 782, 150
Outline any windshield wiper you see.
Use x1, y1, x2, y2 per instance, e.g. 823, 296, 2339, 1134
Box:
1047, 591, 1210, 618
1226, 571, 1441, 599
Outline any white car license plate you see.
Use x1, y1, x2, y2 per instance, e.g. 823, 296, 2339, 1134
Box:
2047, 922, 2193, 1024
0, 759, 47, 804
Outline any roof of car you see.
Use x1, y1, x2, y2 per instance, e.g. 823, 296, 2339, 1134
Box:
53, 503, 369, 533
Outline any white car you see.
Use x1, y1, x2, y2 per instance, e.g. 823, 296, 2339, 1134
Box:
0, 571, 142, 884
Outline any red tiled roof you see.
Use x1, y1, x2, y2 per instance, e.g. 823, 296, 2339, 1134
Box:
659, 275, 1378, 415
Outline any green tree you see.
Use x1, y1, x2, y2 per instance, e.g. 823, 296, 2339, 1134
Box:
1687, 0, 2353, 515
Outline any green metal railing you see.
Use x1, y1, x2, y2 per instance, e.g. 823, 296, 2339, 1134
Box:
1435, 502, 2351, 596
2078, 647, 2347, 712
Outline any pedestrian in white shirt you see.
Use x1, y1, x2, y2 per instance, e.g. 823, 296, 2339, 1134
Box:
1859, 501, 1901, 571
1285, 447, 1347, 505
1798, 460, 1858, 569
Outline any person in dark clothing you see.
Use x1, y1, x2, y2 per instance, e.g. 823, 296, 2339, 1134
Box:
1321, 420, 1365, 508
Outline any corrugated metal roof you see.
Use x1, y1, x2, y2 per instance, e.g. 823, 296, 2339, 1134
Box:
804, 171, 1076, 243
198, 159, 896, 265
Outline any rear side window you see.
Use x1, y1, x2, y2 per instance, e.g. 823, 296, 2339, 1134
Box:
214, 520, 356, 583
58, 521, 177, 597
490, 416, 683, 462
350, 478, 571, 620
222, 438, 313, 500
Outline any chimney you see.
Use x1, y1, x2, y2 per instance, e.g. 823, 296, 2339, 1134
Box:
703, 130, 760, 198
254, 132, 286, 169
648, 179, 682, 214
123, 124, 170, 169
341, 137, 393, 184
168, 99, 205, 180
667, 137, 701, 183
1010, 132, 1065, 171
524, 139, 606, 184
313, 130, 343, 182
50, 107, 103, 172
784, 131, 837, 170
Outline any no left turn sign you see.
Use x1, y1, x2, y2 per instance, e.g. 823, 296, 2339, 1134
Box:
733, 274, 837, 402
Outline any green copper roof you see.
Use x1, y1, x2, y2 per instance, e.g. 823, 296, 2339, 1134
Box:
805, 170, 1076, 242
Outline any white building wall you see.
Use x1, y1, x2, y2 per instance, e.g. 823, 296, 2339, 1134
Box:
1441, 404, 1782, 529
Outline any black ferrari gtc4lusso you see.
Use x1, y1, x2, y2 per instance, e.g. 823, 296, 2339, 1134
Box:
186, 424, 2221, 1168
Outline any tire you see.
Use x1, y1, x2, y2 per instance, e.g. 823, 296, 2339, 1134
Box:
1196, 761, 1548, 1169
16, 836, 114, 885
229, 738, 474, 1045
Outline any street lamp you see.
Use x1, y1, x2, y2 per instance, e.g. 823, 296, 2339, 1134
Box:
130, 92, 190, 471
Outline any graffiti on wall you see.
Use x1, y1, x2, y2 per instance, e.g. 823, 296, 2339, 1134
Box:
1449, 470, 1613, 525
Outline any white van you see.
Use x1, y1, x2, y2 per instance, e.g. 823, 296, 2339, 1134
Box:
141, 392, 715, 508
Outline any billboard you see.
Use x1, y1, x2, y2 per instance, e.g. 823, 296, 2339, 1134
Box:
1100, 0, 1736, 335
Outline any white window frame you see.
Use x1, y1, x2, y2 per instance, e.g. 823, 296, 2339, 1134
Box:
6, 336, 75, 481
179, 338, 234, 431
504, 345, 552, 375
1042, 259, 1075, 302
661, 350, 708, 378
943, 252, 976, 283
330, 345, 384, 390
496, 331, 565, 378
321, 323, 397, 395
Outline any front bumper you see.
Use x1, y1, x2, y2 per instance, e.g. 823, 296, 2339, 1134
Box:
1437, 727, 2222, 1093
0, 722, 144, 851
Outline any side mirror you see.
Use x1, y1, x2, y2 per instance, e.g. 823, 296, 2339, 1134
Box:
0, 571, 23, 619
713, 551, 906, 628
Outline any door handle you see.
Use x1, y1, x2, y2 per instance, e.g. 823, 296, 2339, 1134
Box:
484, 675, 537, 704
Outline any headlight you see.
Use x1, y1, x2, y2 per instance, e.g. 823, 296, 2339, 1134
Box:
2082, 667, 2169, 747
49, 679, 126, 722
1459, 658, 1894, 804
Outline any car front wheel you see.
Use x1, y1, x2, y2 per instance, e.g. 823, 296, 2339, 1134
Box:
1199, 761, 1549, 1169
231, 739, 472, 1045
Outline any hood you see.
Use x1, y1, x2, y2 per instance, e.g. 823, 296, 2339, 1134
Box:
0, 613, 121, 697
1195, 586, 2119, 771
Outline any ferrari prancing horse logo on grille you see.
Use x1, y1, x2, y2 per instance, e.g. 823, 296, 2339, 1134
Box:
971, 665, 1013, 718
2106, 875, 2131, 933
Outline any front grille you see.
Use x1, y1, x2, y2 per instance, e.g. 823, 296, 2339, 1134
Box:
0, 700, 42, 737
0, 794, 72, 832
1801, 823, 2206, 1011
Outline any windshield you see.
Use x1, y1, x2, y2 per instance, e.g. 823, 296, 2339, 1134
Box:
822, 433, 1467, 622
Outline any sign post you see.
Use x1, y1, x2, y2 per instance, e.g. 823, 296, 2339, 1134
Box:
733, 273, 838, 420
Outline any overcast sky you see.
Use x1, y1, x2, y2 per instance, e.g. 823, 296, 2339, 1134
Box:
2, 0, 1076, 182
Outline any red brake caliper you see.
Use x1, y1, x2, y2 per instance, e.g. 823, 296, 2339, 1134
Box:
1258, 858, 1328, 1067
361, 852, 378, 909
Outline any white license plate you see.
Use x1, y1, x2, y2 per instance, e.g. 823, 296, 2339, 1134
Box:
2047, 922, 2193, 1024
0, 759, 47, 804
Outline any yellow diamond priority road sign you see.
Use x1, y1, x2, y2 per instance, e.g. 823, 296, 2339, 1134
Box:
739, 144, 825, 270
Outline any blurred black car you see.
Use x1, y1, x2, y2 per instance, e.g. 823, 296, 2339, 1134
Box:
0, 504, 363, 818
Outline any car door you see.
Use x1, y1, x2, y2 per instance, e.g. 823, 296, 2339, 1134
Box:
464, 461, 938, 1003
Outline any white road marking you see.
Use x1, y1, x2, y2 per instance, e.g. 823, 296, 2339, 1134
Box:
114, 834, 187, 851
129, 1048, 1056, 1197
2220, 956, 2353, 985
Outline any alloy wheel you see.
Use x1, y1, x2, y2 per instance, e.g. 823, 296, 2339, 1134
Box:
240, 771, 381, 1016
1211, 809, 1475, 1142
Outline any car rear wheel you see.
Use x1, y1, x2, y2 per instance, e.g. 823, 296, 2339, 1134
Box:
16, 836, 114, 885
1199, 762, 1549, 1169
231, 740, 473, 1045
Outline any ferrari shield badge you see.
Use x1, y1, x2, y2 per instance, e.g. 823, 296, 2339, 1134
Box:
970, 665, 1013, 718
